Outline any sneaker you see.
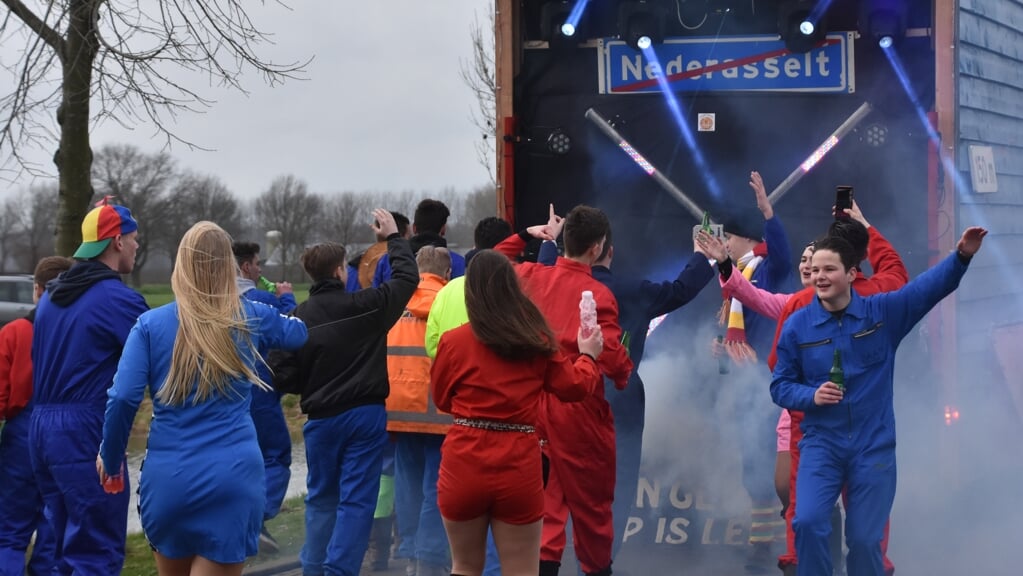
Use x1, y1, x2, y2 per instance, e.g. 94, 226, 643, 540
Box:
259, 525, 280, 554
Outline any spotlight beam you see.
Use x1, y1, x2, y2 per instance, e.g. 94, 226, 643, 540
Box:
767, 101, 873, 204
585, 107, 706, 222
565, 0, 591, 35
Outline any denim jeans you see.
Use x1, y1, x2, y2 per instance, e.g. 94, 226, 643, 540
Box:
394, 433, 449, 566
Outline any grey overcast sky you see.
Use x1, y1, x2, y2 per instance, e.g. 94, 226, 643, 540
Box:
3, 0, 492, 199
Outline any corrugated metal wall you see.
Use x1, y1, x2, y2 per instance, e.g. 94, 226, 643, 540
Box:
957, 0, 1023, 368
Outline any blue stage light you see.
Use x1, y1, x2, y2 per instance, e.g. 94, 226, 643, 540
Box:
800, 20, 815, 35
561, 22, 576, 37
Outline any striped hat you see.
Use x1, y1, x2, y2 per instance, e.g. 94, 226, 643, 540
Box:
73, 204, 139, 259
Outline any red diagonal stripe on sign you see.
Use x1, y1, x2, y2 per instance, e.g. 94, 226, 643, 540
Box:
615, 38, 841, 93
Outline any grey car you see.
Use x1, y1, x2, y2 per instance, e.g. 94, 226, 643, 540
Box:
0, 275, 36, 326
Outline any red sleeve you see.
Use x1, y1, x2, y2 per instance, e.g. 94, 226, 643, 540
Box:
597, 294, 633, 390
0, 325, 14, 419
0, 320, 31, 421
543, 350, 600, 402
767, 290, 811, 372
430, 332, 460, 414
865, 227, 909, 293
494, 233, 527, 261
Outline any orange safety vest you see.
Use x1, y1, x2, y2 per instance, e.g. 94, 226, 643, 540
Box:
386, 273, 451, 434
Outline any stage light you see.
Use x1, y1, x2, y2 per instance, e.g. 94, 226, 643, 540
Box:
863, 122, 888, 147
618, 1, 665, 51
547, 129, 571, 155
541, 1, 574, 44
860, 0, 907, 49
778, 1, 827, 54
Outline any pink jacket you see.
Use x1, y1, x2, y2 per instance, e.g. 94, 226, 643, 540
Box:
719, 270, 791, 321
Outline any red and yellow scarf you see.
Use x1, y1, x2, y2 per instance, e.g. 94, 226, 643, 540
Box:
719, 242, 768, 363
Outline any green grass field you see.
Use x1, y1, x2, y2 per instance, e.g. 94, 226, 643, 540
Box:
137, 284, 312, 308
120, 495, 307, 575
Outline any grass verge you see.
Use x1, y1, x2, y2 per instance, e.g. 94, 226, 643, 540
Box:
121, 495, 307, 575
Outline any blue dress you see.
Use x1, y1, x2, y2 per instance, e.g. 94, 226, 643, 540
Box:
100, 300, 308, 562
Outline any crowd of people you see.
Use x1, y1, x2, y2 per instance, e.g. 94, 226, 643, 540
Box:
0, 178, 986, 576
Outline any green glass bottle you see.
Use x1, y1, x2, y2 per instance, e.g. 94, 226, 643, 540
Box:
701, 211, 713, 234
829, 349, 845, 392
257, 275, 276, 293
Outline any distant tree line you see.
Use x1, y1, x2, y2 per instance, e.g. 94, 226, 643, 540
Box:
0, 144, 497, 284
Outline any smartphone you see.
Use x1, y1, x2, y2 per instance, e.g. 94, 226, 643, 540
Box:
835, 185, 854, 219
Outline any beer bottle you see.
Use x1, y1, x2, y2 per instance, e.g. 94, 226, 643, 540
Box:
257, 275, 276, 294
716, 335, 729, 375
829, 349, 845, 392
701, 211, 712, 234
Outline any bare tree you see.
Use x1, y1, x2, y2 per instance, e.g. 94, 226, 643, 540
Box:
319, 191, 374, 248
92, 143, 175, 286
0, 196, 23, 272
15, 183, 59, 270
254, 174, 323, 281
161, 171, 241, 259
459, 8, 497, 183
0, 1, 306, 256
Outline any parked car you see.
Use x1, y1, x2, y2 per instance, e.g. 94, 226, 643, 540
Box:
0, 275, 35, 326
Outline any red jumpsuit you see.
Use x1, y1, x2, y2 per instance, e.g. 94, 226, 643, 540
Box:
769, 227, 907, 574
0, 318, 33, 420
431, 324, 601, 524
497, 235, 633, 576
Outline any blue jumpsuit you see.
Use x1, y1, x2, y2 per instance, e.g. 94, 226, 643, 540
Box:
30, 261, 149, 575
771, 251, 970, 576
100, 300, 307, 562
240, 283, 298, 522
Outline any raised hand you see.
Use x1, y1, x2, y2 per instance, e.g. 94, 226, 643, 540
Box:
371, 208, 398, 238
750, 171, 773, 220
547, 203, 565, 240
833, 199, 870, 229
956, 226, 988, 257
695, 230, 728, 262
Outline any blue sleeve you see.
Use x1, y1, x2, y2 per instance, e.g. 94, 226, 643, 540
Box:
346, 265, 361, 292
373, 254, 392, 288
252, 302, 308, 351
101, 320, 150, 474
112, 289, 150, 348
538, 240, 558, 266
640, 252, 715, 319
877, 251, 969, 343
277, 293, 297, 314
244, 289, 295, 315
763, 216, 794, 291
449, 252, 466, 279
770, 319, 818, 411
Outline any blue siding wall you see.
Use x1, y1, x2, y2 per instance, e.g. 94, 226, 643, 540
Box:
957, 0, 1023, 369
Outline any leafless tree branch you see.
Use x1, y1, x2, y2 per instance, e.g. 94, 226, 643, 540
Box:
459, 8, 497, 185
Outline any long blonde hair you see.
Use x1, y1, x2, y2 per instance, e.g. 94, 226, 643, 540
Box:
157, 221, 266, 405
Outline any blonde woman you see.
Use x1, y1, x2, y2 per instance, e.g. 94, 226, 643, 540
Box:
98, 221, 308, 576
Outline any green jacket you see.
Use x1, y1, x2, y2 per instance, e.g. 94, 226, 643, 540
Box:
425, 276, 468, 359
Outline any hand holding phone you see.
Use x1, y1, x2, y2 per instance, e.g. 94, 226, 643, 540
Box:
835, 186, 854, 220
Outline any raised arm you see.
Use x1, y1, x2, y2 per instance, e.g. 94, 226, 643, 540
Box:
720, 267, 791, 320
879, 227, 985, 343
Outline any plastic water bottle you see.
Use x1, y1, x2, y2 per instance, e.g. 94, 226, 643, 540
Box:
580, 291, 598, 339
